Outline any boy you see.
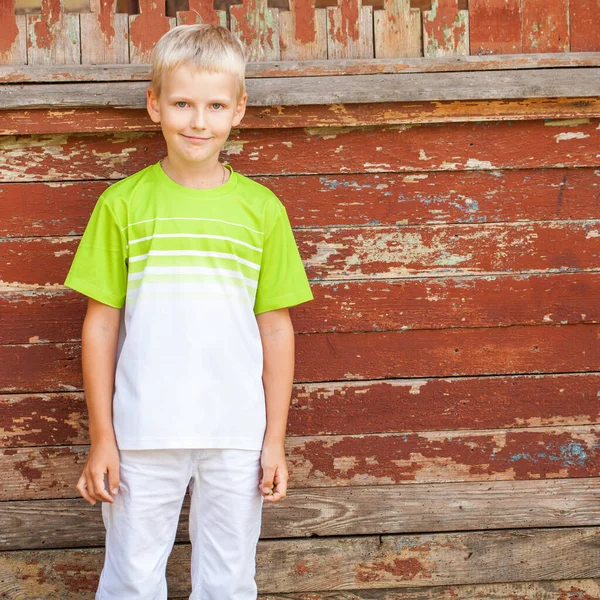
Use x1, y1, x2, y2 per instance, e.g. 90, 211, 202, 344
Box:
64, 23, 313, 599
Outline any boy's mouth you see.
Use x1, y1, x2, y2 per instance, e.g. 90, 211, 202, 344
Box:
182, 134, 211, 142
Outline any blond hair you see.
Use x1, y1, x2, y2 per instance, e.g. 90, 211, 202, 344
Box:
150, 24, 247, 101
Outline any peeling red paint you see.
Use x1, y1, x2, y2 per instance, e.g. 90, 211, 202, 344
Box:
129, 0, 171, 58
33, 0, 62, 51
179, 0, 221, 25
294, 0, 317, 45
0, 1, 20, 58
336, 0, 361, 43
357, 557, 430, 582
288, 561, 312, 576
97, 0, 117, 45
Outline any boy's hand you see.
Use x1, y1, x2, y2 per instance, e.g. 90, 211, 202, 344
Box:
259, 442, 288, 503
76, 440, 120, 505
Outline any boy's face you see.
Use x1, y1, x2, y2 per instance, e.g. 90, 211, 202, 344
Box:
146, 66, 247, 168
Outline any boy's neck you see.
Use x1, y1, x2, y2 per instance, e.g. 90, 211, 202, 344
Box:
160, 156, 229, 190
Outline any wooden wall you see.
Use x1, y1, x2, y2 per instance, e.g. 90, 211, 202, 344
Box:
3, 0, 600, 65
2, 0, 600, 598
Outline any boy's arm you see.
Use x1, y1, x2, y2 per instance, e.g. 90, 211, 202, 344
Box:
76, 297, 121, 505
256, 307, 295, 503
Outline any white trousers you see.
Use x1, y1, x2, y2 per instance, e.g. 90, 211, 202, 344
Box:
96, 448, 264, 600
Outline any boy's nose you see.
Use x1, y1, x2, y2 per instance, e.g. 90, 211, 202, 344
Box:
190, 110, 206, 129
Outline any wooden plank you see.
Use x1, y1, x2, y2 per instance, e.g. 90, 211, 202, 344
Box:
0, 7, 27, 66
522, 0, 570, 54
27, 0, 81, 66
423, 0, 469, 58
176, 0, 226, 26
468, 0, 522, 55
4, 168, 600, 237
6, 219, 600, 284
2, 119, 600, 182
2, 425, 599, 500
5, 269, 600, 344
570, 0, 600, 52
373, 0, 421, 59
4, 97, 600, 135
230, 0, 281, 62
327, 3, 374, 59
80, 0, 129, 65
1, 478, 599, 551
0, 529, 598, 596
6, 324, 600, 393
279, 3, 327, 60
3, 53, 600, 83
128, 0, 175, 64
3, 372, 600, 446
3, 67, 600, 110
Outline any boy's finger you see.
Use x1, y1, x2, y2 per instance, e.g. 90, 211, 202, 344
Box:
93, 474, 114, 503
76, 475, 96, 505
108, 465, 120, 495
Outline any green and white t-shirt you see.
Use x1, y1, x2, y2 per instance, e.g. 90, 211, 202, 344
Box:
64, 160, 313, 450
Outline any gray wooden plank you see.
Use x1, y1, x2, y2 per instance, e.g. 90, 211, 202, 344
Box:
1, 478, 599, 551
1, 68, 599, 110
0, 528, 598, 595
2, 53, 600, 83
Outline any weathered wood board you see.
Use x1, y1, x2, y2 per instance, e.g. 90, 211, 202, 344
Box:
0, 528, 598, 596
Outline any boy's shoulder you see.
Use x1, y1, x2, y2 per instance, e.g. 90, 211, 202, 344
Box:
234, 170, 287, 221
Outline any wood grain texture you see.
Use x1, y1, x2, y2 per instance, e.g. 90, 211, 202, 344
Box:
279, 3, 327, 61
0, 528, 598, 596
27, 0, 81, 66
230, 0, 281, 62
0, 8, 27, 66
373, 0, 421, 59
6, 324, 600, 393
2, 119, 600, 183
4, 270, 600, 345
6, 67, 600, 110
422, 0, 469, 58
1, 478, 599, 551
3, 372, 600, 446
327, 4, 374, 59
80, 0, 129, 65
4, 98, 600, 135
2, 425, 599, 500
2, 168, 600, 237
5, 219, 600, 285
3, 54, 600, 84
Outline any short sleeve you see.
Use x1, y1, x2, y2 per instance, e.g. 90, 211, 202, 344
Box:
64, 194, 128, 309
254, 203, 313, 315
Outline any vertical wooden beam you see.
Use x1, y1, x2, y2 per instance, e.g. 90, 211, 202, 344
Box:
0, 4, 27, 65
27, 0, 81, 65
279, 0, 327, 60
468, 0, 521, 55
176, 0, 227, 25
230, 0, 281, 61
422, 0, 468, 57
570, 0, 600, 52
373, 0, 421, 58
81, 0, 129, 64
129, 0, 176, 63
522, 0, 569, 53
327, 0, 374, 59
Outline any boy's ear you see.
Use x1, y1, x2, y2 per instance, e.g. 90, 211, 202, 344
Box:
232, 92, 248, 127
147, 87, 161, 123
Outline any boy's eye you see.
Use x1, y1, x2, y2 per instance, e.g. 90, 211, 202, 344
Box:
176, 101, 188, 108
211, 103, 223, 109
